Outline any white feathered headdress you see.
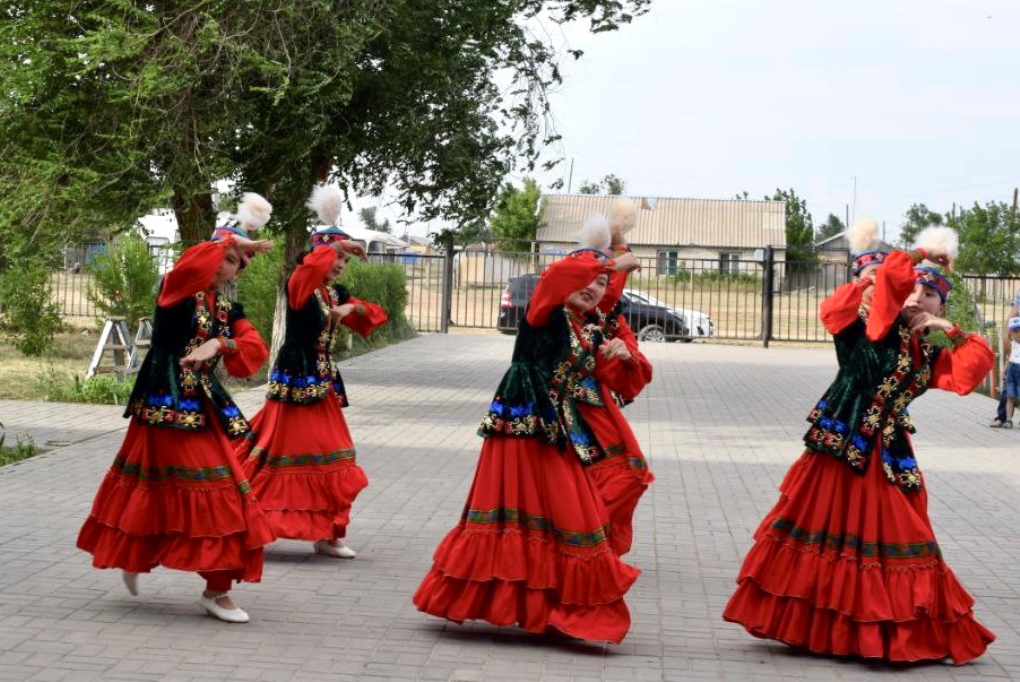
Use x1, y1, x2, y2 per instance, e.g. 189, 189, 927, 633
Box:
847, 218, 880, 255
235, 192, 273, 234
913, 226, 959, 262
608, 199, 639, 238
306, 184, 344, 227
847, 217, 888, 276
578, 213, 611, 251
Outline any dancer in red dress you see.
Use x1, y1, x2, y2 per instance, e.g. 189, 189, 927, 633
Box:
414, 227, 652, 644
78, 209, 275, 624
723, 234, 996, 664
241, 196, 387, 558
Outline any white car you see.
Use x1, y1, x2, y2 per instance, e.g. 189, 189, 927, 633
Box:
623, 289, 716, 342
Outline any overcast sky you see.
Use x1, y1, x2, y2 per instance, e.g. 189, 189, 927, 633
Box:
360, 0, 1020, 242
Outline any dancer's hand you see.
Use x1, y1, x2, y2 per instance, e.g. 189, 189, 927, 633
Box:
600, 338, 633, 362
339, 241, 368, 262
328, 303, 357, 332
611, 252, 640, 273
906, 310, 953, 337
180, 339, 223, 370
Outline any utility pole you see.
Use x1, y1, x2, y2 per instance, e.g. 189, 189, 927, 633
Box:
851, 176, 857, 225
566, 158, 574, 194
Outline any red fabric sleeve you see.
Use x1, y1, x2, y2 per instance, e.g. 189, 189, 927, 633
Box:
866, 251, 917, 341
341, 297, 389, 337
820, 279, 871, 335
222, 318, 269, 378
929, 334, 994, 395
158, 241, 229, 308
526, 256, 611, 328
595, 317, 653, 401
598, 269, 628, 314
287, 246, 337, 310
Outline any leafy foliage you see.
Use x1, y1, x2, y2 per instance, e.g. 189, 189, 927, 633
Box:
816, 213, 845, 242
578, 174, 627, 195
234, 246, 285, 343
39, 371, 134, 406
334, 259, 414, 351
899, 203, 944, 247
0, 263, 62, 356
358, 207, 391, 234
0, 2, 652, 270
86, 233, 158, 330
949, 202, 1020, 276
489, 179, 544, 252
767, 188, 817, 272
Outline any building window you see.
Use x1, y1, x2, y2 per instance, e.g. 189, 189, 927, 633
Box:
719, 251, 740, 275
657, 249, 679, 276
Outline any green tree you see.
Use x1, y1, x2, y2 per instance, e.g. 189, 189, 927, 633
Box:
1, 1, 651, 265
816, 213, 845, 241
578, 174, 627, 195
489, 179, 544, 252
899, 203, 945, 247
949, 201, 1020, 276
767, 188, 816, 271
358, 207, 392, 234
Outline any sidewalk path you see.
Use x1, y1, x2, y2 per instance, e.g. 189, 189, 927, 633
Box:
1, 334, 1018, 681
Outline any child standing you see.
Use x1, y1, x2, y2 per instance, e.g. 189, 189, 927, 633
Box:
991, 316, 1020, 428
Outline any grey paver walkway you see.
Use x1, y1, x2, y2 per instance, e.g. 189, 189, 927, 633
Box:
1, 333, 1019, 681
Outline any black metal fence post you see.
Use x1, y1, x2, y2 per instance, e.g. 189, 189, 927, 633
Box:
761, 246, 775, 348
441, 232, 455, 334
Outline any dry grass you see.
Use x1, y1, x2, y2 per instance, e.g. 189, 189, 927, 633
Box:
0, 329, 101, 400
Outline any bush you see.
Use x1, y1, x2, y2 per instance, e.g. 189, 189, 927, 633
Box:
940, 271, 983, 347
38, 370, 134, 405
235, 245, 284, 342
0, 262, 62, 356
87, 233, 159, 330
335, 259, 416, 352
0, 422, 39, 467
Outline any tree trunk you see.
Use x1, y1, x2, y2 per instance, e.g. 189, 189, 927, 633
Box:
172, 190, 216, 246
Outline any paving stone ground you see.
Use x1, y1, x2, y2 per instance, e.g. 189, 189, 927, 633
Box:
1, 333, 1018, 681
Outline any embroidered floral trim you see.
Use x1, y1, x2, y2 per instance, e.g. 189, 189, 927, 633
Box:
253, 447, 357, 468
131, 291, 248, 436
771, 517, 942, 560
463, 507, 612, 548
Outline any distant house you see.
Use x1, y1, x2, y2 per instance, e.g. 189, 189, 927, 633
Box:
455, 242, 528, 287
340, 225, 408, 256
536, 194, 786, 276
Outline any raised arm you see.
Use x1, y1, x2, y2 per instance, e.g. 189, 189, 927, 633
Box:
865, 251, 921, 341
820, 279, 871, 335
288, 245, 338, 310
158, 240, 231, 308
525, 256, 609, 328
930, 333, 994, 395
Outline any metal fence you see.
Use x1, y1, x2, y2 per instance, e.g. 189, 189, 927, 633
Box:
46, 244, 1020, 346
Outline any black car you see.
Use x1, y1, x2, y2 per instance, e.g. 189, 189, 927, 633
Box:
497, 273, 688, 342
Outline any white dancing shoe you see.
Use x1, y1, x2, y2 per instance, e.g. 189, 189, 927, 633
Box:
313, 539, 357, 559
122, 571, 139, 596
198, 593, 250, 624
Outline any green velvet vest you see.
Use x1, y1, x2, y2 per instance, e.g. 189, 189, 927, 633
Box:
126, 291, 250, 438
265, 283, 349, 406
803, 308, 941, 492
478, 304, 624, 464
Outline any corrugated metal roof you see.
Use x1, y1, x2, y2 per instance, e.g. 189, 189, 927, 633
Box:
537, 195, 786, 249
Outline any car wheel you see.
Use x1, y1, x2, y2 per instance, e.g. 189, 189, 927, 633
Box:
637, 323, 667, 343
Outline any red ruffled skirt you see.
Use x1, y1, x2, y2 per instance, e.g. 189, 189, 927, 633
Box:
240, 393, 367, 541
723, 449, 995, 665
77, 416, 274, 582
588, 449, 654, 556
413, 437, 641, 644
